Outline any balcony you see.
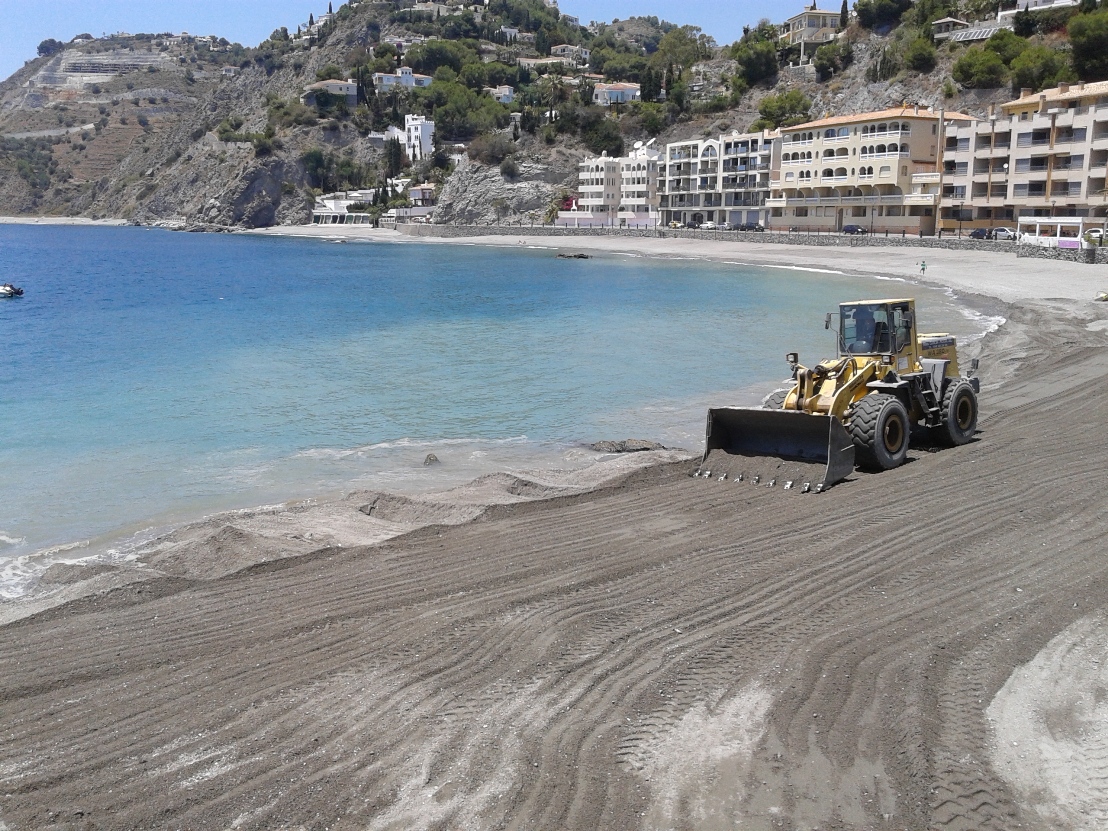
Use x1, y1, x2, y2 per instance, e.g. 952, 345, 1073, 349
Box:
903, 193, 939, 206
912, 172, 941, 185
861, 151, 909, 160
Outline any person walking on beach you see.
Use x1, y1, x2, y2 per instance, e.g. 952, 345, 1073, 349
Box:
919, 260, 927, 276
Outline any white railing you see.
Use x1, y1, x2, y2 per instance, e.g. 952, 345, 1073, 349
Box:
860, 129, 910, 140
860, 151, 909, 160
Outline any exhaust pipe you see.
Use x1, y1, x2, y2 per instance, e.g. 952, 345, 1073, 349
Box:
705, 407, 856, 488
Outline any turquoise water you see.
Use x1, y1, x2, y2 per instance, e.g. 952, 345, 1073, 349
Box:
0, 226, 995, 593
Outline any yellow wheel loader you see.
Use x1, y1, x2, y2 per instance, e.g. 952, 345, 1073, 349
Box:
704, 299, 980, 489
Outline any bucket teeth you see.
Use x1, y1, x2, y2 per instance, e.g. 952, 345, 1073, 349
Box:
801, 482, 811, 494
737, 473, 744, 482
718, 473, 727, 481
784, 481, 794, 490
752, 475, 760, 484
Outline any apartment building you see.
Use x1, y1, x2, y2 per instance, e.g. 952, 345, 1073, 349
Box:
766, 106, 973, 234
659, 129, 778, 227
560, 141, 661, 226
938, 81, 1108, 234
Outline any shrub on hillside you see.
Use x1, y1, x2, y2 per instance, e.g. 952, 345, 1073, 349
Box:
499, 157, 519, 179
582, 118, 624, 157
952, 47, 1008, 88
1069, 9, 1108, 81
467, 133, 514, 164
855, 0, 913, 30
985, 29, 1029, 66
903, 38, 936, 73
1009, 44, 1074, 91
749, 90, 811, 131
814, 41, 853, 81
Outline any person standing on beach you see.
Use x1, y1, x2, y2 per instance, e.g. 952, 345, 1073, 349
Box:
919, 260, 927, 276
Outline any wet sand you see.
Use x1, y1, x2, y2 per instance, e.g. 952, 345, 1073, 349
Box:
3, 235, 1108, 829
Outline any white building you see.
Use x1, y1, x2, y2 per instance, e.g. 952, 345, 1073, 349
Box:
559, 141, 662, 226
373, 66, 433, 92
404, 114, 435, 161
500, 26, 520, 40
299, 79, 358, 106
998, 0, 1079, 22
484, 84, 515, 104
779, 3, 841, 61
593, 82, 640, 107
550, 44, 591, 65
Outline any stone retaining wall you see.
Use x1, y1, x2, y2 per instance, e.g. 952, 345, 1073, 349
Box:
397, 223, 1025, 255
1014, 245, 1108, 264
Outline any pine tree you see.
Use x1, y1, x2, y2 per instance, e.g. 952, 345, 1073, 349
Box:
839, 0, 848, 29
328, 2, 333, 14
309, 13, 315, 27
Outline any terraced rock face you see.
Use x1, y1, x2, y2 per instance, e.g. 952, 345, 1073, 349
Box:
1, 298, 1107, 830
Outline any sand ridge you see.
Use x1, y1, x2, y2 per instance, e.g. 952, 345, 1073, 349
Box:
3, 253, 1108, 827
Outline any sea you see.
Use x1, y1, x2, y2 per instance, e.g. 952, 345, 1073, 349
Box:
0, 225, 1002, 597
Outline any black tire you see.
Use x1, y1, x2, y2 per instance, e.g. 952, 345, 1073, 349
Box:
848, 393, 910, 471
763, 389, 789, 410
940, 379, 978, 446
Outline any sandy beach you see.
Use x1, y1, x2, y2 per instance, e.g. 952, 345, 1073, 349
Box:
3, 233, 1108, 830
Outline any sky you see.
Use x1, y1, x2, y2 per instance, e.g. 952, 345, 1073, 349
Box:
0, 0, 772, 82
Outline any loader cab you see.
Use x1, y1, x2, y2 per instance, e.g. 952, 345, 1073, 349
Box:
840, 300, 916, 362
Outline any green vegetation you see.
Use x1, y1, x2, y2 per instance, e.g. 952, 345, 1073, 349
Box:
37, 39, 64, 57
952, 47, 1008, 88
813, 41, 853, 81
855, 0, 913, 30
1069, 9, 1108, 80
749, 90, 811, 131
1009, 44, 1075, 92
301, 147, 371, 191
903, 38, 936, 73
0, 138, 60, 193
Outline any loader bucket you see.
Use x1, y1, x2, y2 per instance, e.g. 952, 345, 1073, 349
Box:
704, 408, 856, 488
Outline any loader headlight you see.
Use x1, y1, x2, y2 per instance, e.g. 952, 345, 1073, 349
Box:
882, 354, 893, 364
786, 352, 799, 365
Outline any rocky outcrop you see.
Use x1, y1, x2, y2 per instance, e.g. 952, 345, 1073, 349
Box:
433, 156, 576, 225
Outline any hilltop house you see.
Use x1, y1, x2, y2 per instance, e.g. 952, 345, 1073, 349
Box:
779, 3, 841, 62
484, 85, 515, 104
550, 44, 591, 66
300, 79, 358, 106
373, 66, 433, 92
593, 82, 640, 107
404, 114, 436, 161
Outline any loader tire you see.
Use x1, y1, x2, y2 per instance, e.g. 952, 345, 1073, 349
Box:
941, 379, 978, 446
849, 393, 910, 471
763, 389, 789, 410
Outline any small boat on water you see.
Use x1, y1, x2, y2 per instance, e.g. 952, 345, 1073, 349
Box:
0, 283, 23, 298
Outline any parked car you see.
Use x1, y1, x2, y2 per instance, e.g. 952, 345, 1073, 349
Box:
736, 222, 765, 232
1083, 228, 1106, 244
700, 221, 719, 231
968, 228, 989, 239
668, 221, 684, 229
719, 222, 735, 231
841, 224, 868, 235
685, 221, 702, 230
991, 227, 1019, 241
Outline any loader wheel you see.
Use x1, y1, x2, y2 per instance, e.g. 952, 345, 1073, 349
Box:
763, 389, 789, 410
941, 380, 978, 446
849, 393, 910, 471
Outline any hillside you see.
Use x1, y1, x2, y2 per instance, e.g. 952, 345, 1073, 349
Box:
0, 0, 1104, 227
